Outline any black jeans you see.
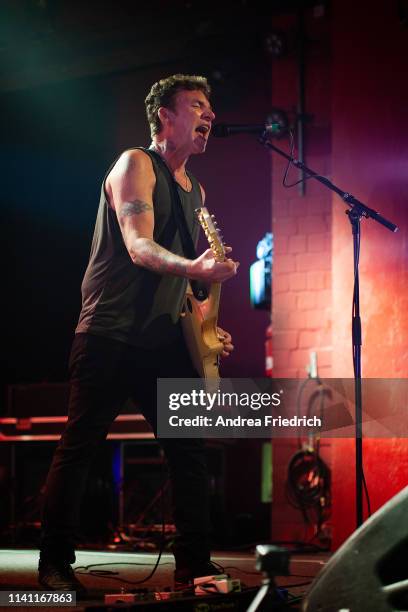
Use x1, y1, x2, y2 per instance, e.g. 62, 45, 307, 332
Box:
40, 332, 210, 570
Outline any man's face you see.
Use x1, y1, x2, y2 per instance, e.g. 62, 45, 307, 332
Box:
161, 89, 215, 154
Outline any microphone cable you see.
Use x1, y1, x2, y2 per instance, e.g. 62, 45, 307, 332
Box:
281, 128, 324, 188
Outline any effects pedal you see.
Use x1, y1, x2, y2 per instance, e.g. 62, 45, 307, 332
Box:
194, 574, 241, 595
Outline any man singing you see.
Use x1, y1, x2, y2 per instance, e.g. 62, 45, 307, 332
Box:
38, 74, 239, 594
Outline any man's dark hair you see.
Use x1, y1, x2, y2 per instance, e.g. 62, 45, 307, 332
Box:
145, 74, 211, 137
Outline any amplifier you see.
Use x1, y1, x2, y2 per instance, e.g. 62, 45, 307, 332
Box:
2, 383, 152, 442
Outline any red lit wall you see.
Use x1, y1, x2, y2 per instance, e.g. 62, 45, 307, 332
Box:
329, 0, 408, 548
270, 1, 408, 548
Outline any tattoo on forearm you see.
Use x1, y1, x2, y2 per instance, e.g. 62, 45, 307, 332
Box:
142, 242, 188, 276
120, 200, 153, 217
132, 239, 188, 277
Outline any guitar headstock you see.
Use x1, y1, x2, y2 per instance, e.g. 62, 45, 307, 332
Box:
195, 207, 225, 262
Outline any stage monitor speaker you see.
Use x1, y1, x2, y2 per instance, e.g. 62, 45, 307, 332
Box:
303, 486, 408, 612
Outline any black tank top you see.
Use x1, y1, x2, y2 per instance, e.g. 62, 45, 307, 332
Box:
75, 147, 202, 348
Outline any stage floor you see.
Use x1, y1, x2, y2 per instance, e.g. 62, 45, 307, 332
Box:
0, 548, 329, 610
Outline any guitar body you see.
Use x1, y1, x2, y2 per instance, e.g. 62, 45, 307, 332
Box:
181, 206, 226, 381
181, 282, 223, 380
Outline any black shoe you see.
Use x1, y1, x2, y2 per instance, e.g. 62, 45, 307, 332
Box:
174, 561, 227, 592
38, 561, 87, 597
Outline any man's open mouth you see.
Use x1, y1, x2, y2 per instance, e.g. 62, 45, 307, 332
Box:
195, 125, 210, 135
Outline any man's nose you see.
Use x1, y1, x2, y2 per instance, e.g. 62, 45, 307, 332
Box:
203, 107, 215, 121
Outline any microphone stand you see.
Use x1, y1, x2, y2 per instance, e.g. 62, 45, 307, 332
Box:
259, 132, 398, 529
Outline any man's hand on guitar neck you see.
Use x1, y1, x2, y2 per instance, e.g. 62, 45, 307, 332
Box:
217, 327, 234, 358
188, 246, 239, 283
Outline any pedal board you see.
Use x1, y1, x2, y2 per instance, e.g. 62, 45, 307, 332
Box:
99, 584, 279, 611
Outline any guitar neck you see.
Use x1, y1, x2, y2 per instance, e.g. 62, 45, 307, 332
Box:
195, 205, 225, 323
207, 282, 221, 320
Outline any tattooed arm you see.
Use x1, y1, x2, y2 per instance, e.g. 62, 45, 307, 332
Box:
106, 149, 238, 282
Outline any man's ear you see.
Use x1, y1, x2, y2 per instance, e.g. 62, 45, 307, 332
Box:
158, 106, 171, 128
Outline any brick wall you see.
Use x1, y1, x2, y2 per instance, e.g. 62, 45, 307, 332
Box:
270, 9, 332, 378
269, 7, 333, 544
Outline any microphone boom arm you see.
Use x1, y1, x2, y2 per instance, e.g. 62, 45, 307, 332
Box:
260, 134, 397, 232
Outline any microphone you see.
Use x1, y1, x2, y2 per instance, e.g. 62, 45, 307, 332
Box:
212, 122, 283, 137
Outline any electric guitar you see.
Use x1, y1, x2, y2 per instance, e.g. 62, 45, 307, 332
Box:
181, 207, 226, 380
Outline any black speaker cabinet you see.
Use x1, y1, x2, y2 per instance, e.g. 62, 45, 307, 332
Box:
303, 486, 408, 611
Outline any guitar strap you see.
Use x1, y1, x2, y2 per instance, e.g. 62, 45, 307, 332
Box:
147, 148, 208, 301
